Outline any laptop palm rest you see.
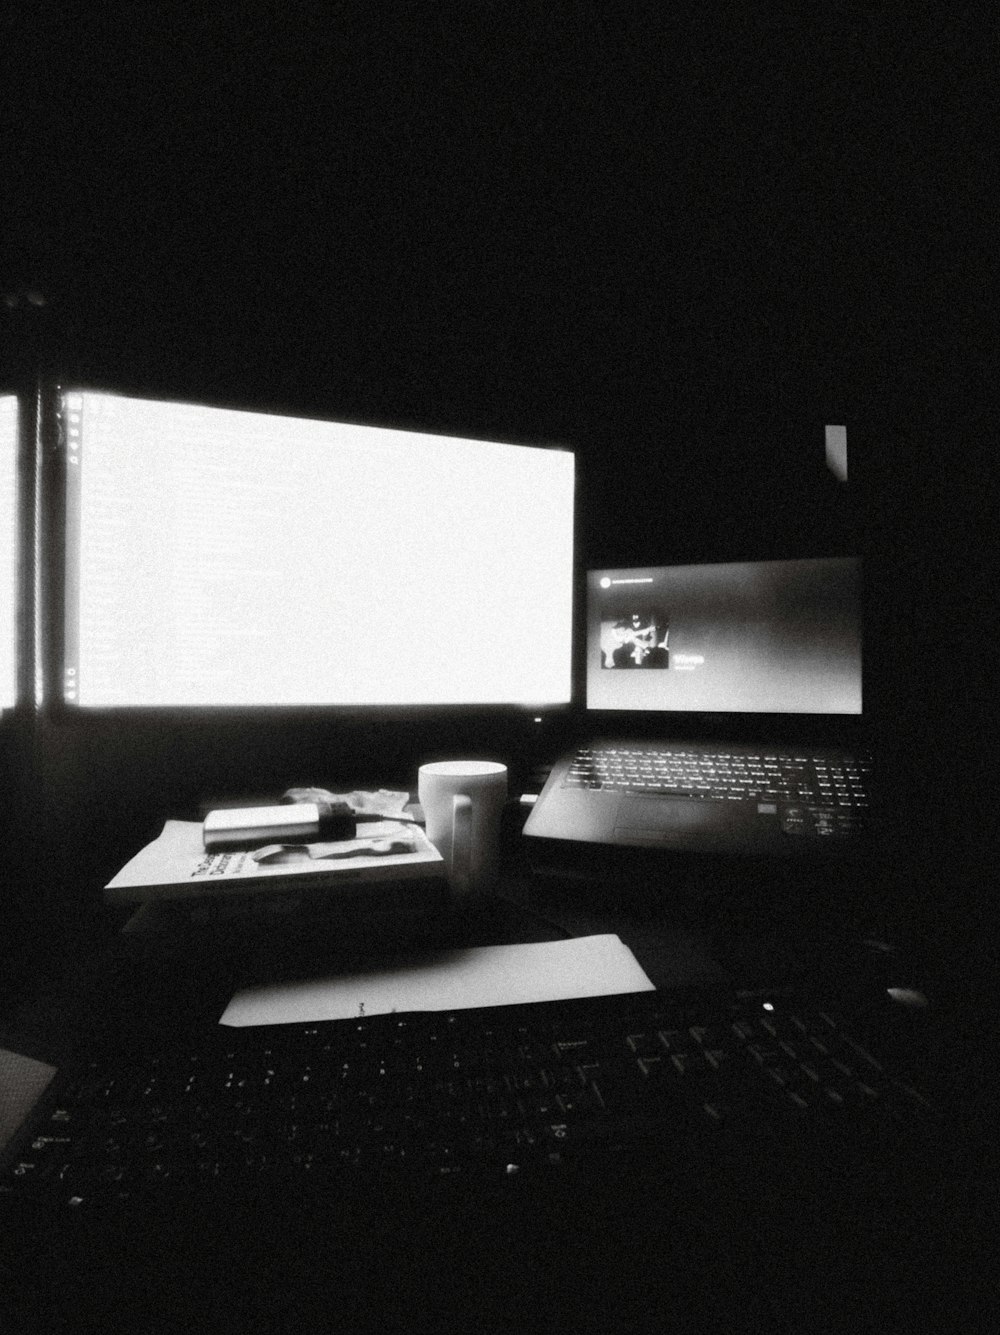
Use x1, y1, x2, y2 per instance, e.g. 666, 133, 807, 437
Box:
614, 796, 730, 845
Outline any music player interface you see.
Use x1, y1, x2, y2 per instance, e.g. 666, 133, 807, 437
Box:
588, 558, 861, 714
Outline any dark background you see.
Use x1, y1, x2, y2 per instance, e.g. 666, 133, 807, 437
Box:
1, 5, 992, 974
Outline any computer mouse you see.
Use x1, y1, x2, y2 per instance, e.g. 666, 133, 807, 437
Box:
886, 986, 929, 1010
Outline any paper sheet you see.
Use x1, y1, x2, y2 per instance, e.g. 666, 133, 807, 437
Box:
251, 827, 422, 863
219, 934, 655, 1027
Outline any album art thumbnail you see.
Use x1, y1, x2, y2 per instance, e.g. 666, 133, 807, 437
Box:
600, 609, 670, 669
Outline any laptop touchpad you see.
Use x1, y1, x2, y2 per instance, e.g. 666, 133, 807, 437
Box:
614, 797, 725, 842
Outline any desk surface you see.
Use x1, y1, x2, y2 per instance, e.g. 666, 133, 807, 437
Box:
1, 779, 990, 1115
0, 838, 954, 1068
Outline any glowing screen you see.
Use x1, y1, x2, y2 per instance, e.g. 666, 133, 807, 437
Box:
63, 393, 574, 707
0, 396, 18, 710
588, 558, 861, 715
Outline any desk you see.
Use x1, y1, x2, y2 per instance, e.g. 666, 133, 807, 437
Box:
4, 843, 911, 1068
3, 817, 997, 1335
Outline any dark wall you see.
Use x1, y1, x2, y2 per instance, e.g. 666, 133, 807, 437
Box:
3, 7, 992, 957
6, 8, 897, 417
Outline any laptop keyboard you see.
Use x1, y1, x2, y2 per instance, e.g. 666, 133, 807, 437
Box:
564, 746, 871, 833
1, 988, 931, 1210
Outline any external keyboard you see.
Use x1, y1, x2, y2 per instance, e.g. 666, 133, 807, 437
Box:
1, 986, 931, 1211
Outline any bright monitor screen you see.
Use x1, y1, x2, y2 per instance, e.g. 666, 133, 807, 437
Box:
0, 396, 18, 711
62, 392, 575, 708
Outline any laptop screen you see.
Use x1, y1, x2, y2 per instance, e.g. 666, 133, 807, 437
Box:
586, 558, 861, 716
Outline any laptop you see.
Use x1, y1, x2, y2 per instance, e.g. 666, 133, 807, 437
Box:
524, 556, 872, 866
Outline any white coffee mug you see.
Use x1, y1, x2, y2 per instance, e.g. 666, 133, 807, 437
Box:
417, 760, 508, 898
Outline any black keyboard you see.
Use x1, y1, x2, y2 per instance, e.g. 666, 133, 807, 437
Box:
564, 745, 872, 836
565, 746, 871, 803
1, 987, 933, 1211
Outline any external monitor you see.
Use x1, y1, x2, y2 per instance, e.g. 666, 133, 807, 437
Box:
61, 392, 575, 709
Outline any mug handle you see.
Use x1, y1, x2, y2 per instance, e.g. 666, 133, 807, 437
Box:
450, 794, 473, 897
